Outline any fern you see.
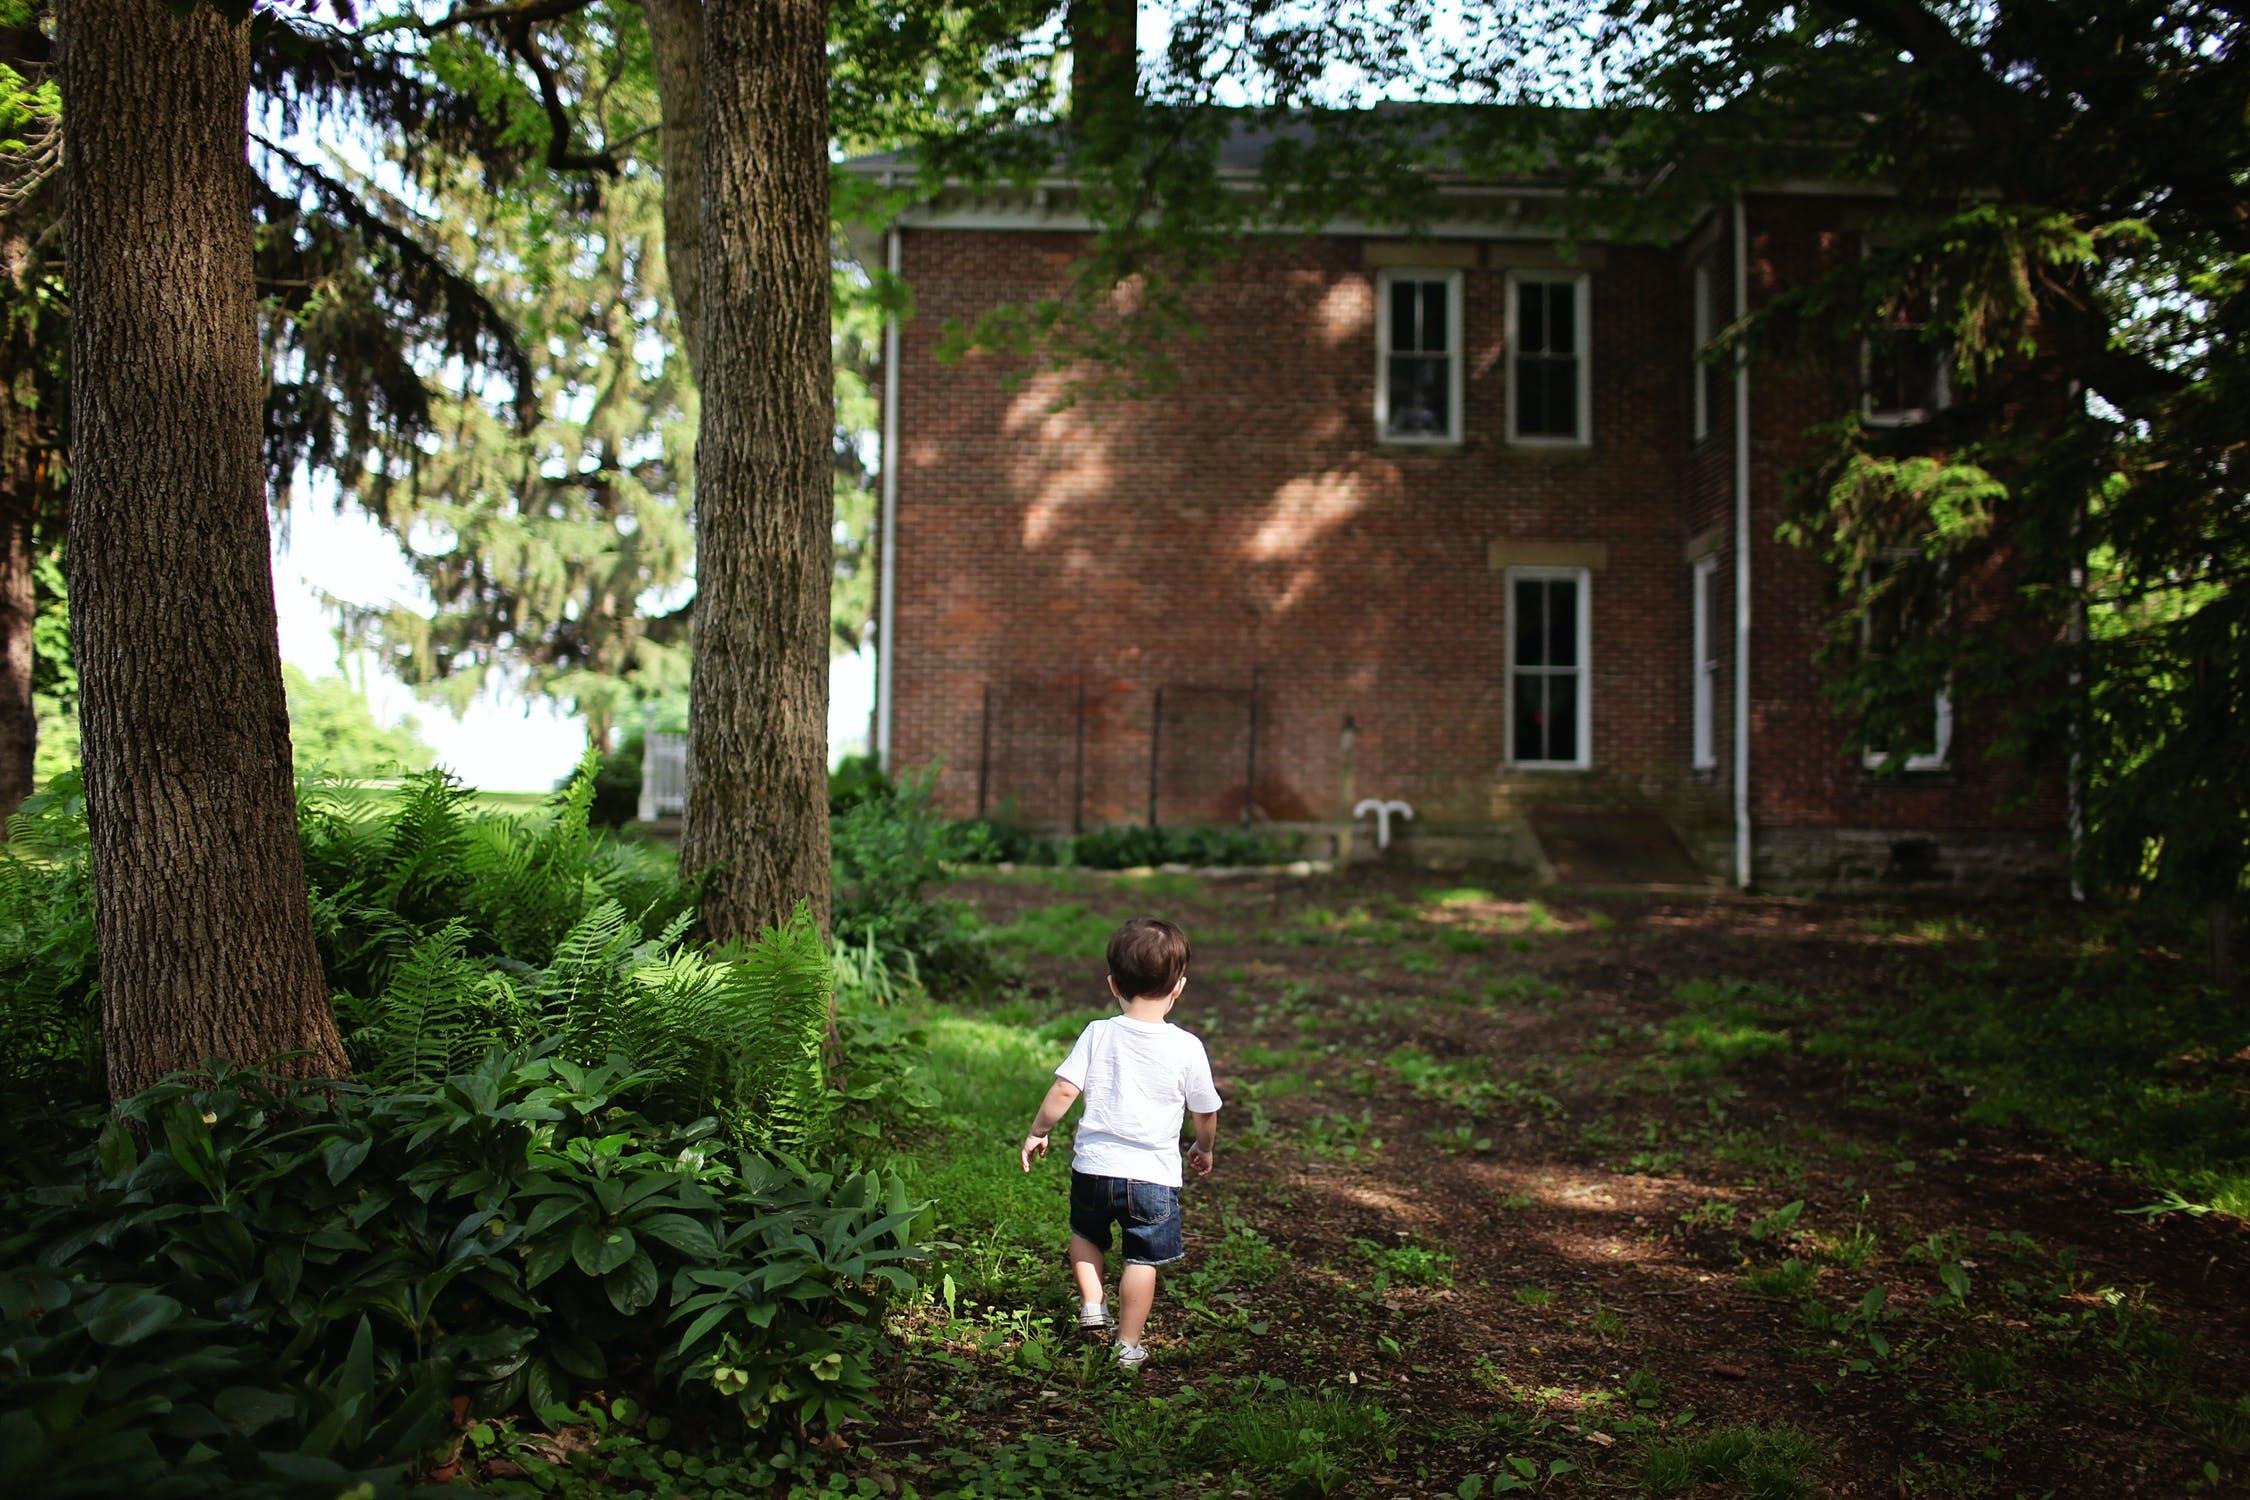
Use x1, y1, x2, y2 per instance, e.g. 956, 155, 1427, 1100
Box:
724, 903, 836, 1155
340, 921, 525, 1086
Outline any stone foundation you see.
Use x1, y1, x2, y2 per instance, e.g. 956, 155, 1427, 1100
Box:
1752, 827, 2066, 896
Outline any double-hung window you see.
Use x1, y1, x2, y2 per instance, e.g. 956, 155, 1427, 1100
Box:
1508, 272, 1590, 445
1861, 245, 1949, 425
1860, 548, 1953, 771
1375, 268, 1462, 444
1506, 567, 1592, 768
1691, 553, 1719, 770
1690, 261, 1715, 442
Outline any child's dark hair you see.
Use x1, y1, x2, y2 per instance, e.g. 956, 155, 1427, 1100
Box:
1107, 917, 1192, 999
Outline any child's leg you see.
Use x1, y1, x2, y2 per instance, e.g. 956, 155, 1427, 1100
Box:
1116, 1262, 1157, 1345
1068, 1233, 1106, 1306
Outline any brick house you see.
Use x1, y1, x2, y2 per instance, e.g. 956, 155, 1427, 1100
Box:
842, 120, 2066, 893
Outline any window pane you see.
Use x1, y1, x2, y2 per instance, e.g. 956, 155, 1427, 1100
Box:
1547, 578, 1578, 667
1386, 355, 1448, 436
1513, 674, 1547, 762
1519, 281, 1545, 353
1548, 283, 1576, 354
1546, 359, 1579, 437
1389, 279, 1417, 355
1548, 673, 1579, 762
1515, 578, 1546, 666
1419, 281, 1448, 353
1514, 355, 1543, 436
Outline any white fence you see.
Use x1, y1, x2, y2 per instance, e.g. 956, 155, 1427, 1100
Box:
638, 731, 688, 821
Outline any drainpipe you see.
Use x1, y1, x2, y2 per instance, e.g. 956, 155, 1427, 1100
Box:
874, 223, 902, 770
1731, 195, 1754, 889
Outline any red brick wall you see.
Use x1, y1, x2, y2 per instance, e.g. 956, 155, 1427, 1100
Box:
1739, 196, 2064, 839
885, 208, 2061, 868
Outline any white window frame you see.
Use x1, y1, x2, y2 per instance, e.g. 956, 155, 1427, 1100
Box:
1691, 261, 1714, 443
1504, 565, 1593, 770
1505, 270, 1592, 448
1374, 267, 1464, 447
1859, 548, 1954, 772
1691, 552, 1719, 770
1859, 239, 1951, 428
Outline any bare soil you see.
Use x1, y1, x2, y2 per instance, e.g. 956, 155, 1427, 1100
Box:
880, 871, 2250, 1498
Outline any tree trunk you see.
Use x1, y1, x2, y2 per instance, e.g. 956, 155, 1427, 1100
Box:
59, 0, 349, 1099
640, 0, 706, 377
679, 0, 833, 941
0, 480, 29, 822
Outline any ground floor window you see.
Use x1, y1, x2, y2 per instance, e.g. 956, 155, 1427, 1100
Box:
1507, 566, 1591, 768
1861, 549, 1954, 771
1691, 553, 1719, 770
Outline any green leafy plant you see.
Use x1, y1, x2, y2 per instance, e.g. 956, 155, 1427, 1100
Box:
0, 1050, 918, 1495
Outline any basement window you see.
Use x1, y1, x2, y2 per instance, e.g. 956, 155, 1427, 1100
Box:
1507, 566, 1592, 769
1375, 268, 1463, 445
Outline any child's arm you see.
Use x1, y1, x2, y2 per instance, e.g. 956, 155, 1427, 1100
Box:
1185, 1109, 1219, 1177
1020, 1078, 1082, 1172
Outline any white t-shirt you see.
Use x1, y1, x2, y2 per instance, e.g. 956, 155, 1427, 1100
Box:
1055, 1014, 1223, 1188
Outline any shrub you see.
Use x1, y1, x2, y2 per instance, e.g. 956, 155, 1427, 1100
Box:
0, 774, 99, 1113
581, 726, 646, 828
827, 753, 891, 815
0, 1051, 918, 1496
1060, 822, 1289, 869
829, 771, 1000, 996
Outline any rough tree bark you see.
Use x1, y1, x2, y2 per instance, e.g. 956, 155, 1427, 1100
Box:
0, 459, 31, 825
59, 0, 349, 1098
678, 0, 833, 940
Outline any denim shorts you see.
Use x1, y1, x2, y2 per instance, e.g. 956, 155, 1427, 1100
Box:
1069, 1170, 1185, 1267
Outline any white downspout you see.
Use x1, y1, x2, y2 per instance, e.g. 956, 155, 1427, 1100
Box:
874, 224, 902, 770
1731, 195, 1754, 889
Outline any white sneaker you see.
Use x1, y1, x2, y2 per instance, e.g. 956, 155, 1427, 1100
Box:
1077, 1304, 1112, 1332
1113, 1341, 1148, 1369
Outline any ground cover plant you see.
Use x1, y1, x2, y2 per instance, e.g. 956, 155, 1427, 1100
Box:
0, 769, 931, 1495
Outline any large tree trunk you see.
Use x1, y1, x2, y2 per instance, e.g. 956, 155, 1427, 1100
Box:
59, 0, 349, 1099
640, 0, 706, 377
679, 0, 833, 940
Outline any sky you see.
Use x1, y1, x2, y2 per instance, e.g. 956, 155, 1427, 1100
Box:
272, 499, 875, 791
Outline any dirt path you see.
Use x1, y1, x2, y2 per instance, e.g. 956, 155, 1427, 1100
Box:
883, 871, 2248, 1497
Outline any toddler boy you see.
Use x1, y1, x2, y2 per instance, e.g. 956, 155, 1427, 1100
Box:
1019, 917, 1222, 1369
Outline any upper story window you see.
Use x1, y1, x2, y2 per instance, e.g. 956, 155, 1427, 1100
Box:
1508, 272, 1591, 446
1375, 268, 1462, 445
1690, 261, 1715, 443
1862, 248, 1950, 426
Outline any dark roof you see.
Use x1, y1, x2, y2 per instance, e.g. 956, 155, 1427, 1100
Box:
840, 103, 1606, 185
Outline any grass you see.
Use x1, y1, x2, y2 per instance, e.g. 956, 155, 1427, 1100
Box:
889, 1006, 1070, 1297
1638, 1423, 1823, 1498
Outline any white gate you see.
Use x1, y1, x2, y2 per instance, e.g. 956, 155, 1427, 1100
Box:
638, 731, 688, 821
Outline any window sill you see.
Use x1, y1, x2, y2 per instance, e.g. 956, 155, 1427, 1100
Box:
1376, 433, 1465, 450
1858, 760, 1958, 784
1506, 435, 1593, 452
1505, 761, 1593, 773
